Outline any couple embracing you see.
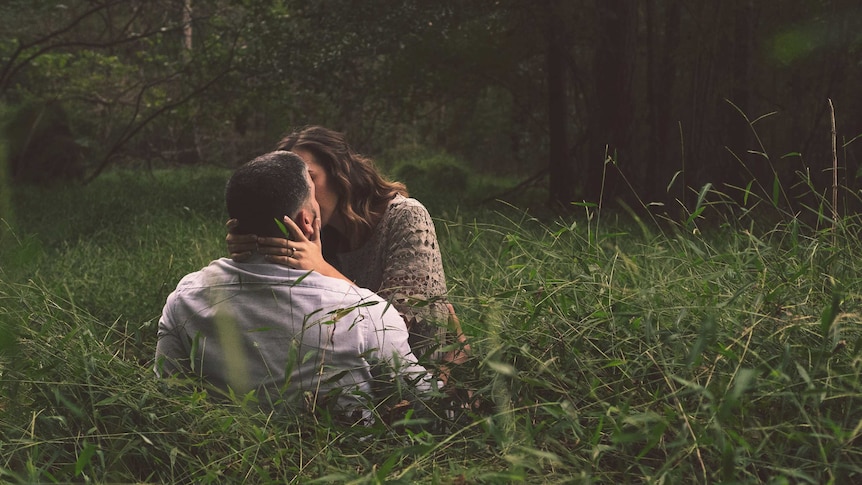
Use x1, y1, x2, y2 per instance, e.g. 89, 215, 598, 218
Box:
155, 127, 469, 423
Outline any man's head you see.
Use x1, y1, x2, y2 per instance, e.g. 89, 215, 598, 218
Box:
225, 151, 317, 238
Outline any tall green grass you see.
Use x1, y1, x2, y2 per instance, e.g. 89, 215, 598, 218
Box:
2, 161, 862, 482
441, 197, 862, 482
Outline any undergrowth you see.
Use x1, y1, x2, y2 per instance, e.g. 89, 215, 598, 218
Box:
2, 160, 862, 482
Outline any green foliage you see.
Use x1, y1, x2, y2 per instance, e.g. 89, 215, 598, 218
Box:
440, 197, 862, 482
0, 134, 12, 236
3, 167, 230, 352
383, 147, 541, 218
1, 279, 454, 483
2, 0, 862, 205
0, 0, 275, 178
3, 99, 87, 184
767, 8, 862, 66
3, 159, 862, 482
389, 150, 471, 213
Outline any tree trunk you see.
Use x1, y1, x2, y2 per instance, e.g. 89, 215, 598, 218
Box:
586, 0, 635, 204
183, 0, 193, 54
646, 0, 681, 204
725, 0, 756, 194
546, 0, 573, 208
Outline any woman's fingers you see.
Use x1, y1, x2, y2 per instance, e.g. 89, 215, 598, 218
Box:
280, 216, 310, 242
255, 236, 291, 256
228, 240, 258, 253
226, 217, 312, 266
228, 216, 325, 272
310, 217, 322, 242
226, 230, 258, 261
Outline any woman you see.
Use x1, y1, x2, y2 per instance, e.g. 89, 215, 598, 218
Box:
227, 126, 465, 362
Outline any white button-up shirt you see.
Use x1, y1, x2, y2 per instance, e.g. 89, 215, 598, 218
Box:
155, 256, 432, 413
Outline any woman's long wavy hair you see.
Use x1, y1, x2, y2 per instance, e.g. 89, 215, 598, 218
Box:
275, 126, 408, 246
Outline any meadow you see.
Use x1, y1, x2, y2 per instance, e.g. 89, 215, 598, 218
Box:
1, 165, 862, 483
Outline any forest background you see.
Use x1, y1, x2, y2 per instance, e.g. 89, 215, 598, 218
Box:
3, 0, 861, 211
3, 1, 862, 483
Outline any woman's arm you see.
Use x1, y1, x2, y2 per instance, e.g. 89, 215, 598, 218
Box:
376, 200, 453, 358
377, 200, 448, 300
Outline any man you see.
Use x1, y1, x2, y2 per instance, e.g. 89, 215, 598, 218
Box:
155, 151, 434, 418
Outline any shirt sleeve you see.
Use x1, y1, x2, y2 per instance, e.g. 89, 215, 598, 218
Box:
363, 302, 434, 395
376, 200, 450, 357
153, 293, 189, 378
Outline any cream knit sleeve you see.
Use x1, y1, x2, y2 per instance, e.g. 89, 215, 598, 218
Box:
376, 198, 449, 358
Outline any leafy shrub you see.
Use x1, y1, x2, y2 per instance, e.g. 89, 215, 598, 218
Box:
3, 100, 86, 184
390, 152, 470, 213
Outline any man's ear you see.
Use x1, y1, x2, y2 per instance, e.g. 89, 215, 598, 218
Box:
293, 208, 315, 239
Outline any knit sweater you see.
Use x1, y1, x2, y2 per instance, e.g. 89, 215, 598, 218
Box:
334, 195, 449, 358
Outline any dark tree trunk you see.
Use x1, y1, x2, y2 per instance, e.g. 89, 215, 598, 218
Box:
725, 0, 756, 194
546, 0, 573, 208
585, 0, 635, 204
646, 0, 681, 204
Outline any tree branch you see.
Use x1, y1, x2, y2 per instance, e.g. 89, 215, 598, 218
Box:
0, 1, 183, 95
83, 46, 239, 183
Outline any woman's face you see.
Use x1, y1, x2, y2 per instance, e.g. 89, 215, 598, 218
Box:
294, 148, 339, 228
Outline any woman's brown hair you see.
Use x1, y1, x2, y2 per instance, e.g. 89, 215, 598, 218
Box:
275, 126, 407, 246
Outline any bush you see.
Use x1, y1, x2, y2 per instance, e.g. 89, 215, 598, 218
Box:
390, 152, 471, 212
3, 100, 87, 184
